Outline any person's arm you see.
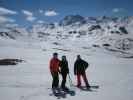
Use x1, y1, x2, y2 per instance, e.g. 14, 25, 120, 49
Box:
59, 61, 61, 68
58, 60, 61, 73
83, 60, 89, 70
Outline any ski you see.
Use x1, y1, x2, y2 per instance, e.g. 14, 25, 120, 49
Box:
49, 88, 66, 99
73, 85, 99, 89
61, 88, 76, 96
77, 86, 93, 92
72, 85, 99, 92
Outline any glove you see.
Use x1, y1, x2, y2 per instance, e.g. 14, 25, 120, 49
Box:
58, 70, 61, 74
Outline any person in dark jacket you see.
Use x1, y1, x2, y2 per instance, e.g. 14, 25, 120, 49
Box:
74, 55, 90, 88
49, 53, 60, 89
59, 55, 69, 90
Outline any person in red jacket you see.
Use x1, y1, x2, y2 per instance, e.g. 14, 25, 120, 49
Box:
49, 53, 60, 89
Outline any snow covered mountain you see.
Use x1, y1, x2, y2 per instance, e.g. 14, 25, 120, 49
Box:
0, 15, 133, 52
0, 16, 132, 39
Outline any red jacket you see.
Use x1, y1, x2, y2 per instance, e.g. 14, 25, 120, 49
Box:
50, 58, 60, 73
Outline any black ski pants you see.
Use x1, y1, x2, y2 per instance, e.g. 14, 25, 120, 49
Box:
51, 72, 59, 88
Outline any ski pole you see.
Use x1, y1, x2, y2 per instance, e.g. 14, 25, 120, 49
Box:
68, 74, 74, 87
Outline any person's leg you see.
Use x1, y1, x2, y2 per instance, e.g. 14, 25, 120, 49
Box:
52, 72, 59, 89
51, 73, 55, 89
77, 74, 81, 87
61, 73, 66, 88
61, 73, 65, 88
61, 73, 67, 89
64, 74, 67, 88
82, 73, 90, 87
54, 73, 59, 88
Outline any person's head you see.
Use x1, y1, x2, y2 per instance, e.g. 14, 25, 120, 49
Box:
53, 52, 58, 58
62, 55, 66, 61
77, 55, 81, 60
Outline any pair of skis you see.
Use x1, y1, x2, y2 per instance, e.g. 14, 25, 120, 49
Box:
50, 88, 66, 99
49, 88, 75, 99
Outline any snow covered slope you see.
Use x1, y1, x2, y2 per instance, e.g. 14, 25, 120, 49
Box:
0, 16, 133, 100
0, 38, 133, 100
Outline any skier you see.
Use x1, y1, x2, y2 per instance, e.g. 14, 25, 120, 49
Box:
74, 55, 90, 88
49, 53, 60, 89
59, 55, 69, 91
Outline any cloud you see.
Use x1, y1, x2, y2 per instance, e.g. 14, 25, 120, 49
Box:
26, 16, 36, 22
22, 10, 33, 16
0, 7, 16, 25
37, 20, 44, 24
44, 10, 58, 16
112, 8, 125, 13
112, 8, 120, 13
22, 10, 36, 22
39, 9, 43, 14
5, 23, 18, 27
0, 16, 15, 24
0, 7, 17, 15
